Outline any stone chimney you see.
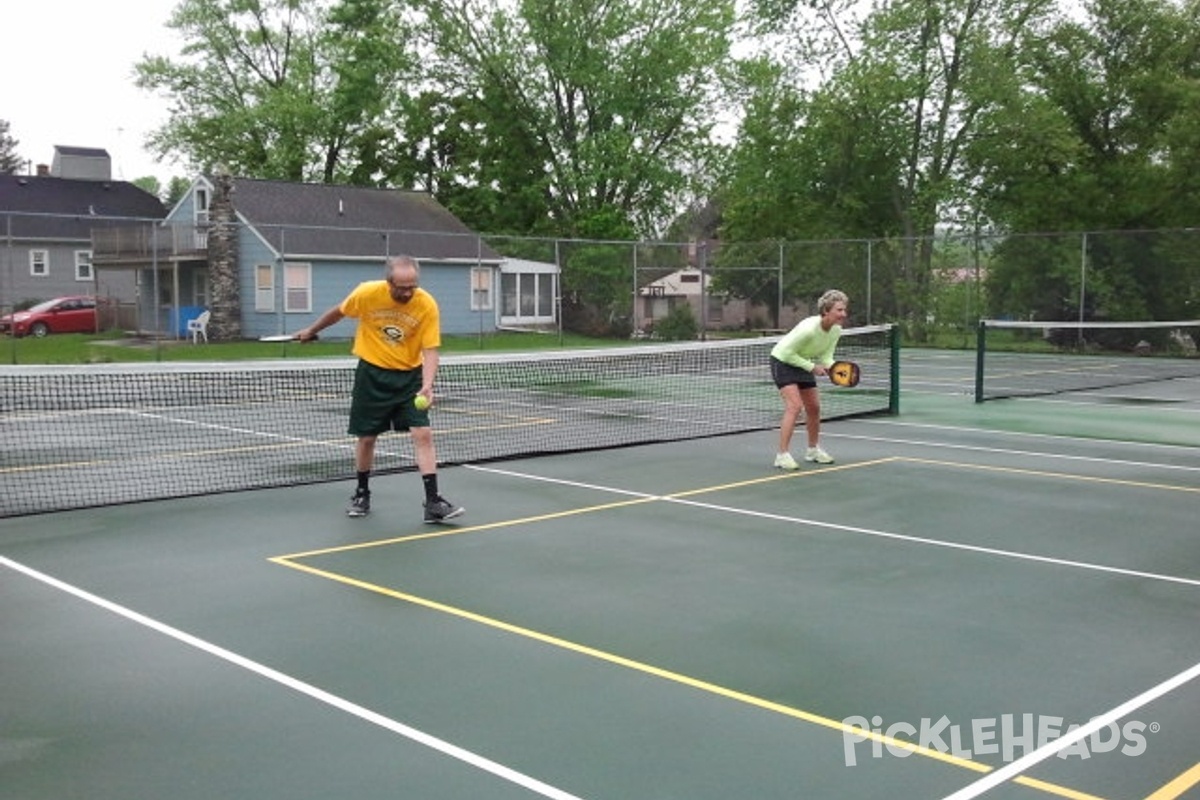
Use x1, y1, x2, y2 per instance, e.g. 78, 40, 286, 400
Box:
206, 168, 241, 340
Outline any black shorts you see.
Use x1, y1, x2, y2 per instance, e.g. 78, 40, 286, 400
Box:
770, 356, 817, 389
348, 360, 430, 436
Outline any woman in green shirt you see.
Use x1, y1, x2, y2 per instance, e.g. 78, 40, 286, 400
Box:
768, 289, 849, 469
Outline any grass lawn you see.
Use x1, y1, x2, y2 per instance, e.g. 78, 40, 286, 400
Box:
0, 329, 633, 365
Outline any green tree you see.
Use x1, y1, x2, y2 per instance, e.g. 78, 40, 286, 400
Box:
132, 176, 163, 198
136, 0, 414, 183
401, 0, 735, 333
414, 0, 736, 239
654, 302, 698, 341
0, 120, 22, 174
717, 55, 908, 323
166, 176, 193, 207
967, 0, 1200, 319
384, 87, 555, 236
731, 0, 1054, 337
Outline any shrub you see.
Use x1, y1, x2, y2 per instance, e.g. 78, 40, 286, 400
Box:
655, 303, 698, 341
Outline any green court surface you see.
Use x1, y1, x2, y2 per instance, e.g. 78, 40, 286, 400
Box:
3, 349, 1199, 800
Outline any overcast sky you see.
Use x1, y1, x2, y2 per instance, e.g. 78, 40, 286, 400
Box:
3, 0, 184, 185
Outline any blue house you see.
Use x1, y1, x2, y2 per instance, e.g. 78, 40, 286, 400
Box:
91, 175, 505, 338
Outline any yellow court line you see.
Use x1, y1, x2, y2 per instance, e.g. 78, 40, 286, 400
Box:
1145, 762, 1200, 800
2, 410, 554, 476
268, 554, 1106, 800
666, 457, 901, 499
274, 496, 661, 560
435, 418, 559, 435
268, 456, 1152, 799
0, 438, 356, 476
277, 457, 900, 561
1017, 777, 1115, 800
897, 457, 1200, 494
1, 460, 111, 475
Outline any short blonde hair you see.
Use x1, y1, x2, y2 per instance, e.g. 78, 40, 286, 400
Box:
817, 289, 848, 314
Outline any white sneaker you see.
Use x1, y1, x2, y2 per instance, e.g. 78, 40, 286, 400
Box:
804, 446, 834, 464
774, 452, 800, 470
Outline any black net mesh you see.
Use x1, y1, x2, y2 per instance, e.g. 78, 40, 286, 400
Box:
976, 320, 1200, 401
2, 327, 896, 516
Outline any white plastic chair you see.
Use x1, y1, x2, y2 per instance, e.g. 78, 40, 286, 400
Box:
187, 310, 211, 344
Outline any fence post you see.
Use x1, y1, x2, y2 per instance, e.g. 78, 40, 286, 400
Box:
777, 241, 784, 329
974, 319, 987, 403
1079, 232, 1088, 336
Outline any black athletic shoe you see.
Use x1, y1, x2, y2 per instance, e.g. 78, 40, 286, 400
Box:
424, 495, 464, 523
347, 488, 371, 517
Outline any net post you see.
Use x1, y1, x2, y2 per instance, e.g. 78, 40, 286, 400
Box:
974, 319, 986, 402
889, 323, 900, 414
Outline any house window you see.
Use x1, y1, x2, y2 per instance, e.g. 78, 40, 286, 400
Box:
520, 274, 537, 316
193, 187, 210, 249
501, 273, 517, 316
255, 264, 274, 312
519, 273, 555, 316
284, 262, 311, 312
75, 250, 93, 281
194, 187, 210, 221
502, 271, 556, 321
538, 272, 554, 316
193, 270, 209, 306
30, 250, 48, 277
471, 267, 493, 310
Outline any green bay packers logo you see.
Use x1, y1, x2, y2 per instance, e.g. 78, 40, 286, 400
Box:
382, 325, 405, 342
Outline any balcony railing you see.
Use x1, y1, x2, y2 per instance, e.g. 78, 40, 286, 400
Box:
91, 222, 208, 264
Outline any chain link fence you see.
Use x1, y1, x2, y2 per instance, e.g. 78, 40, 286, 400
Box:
4, 212, 1198, 356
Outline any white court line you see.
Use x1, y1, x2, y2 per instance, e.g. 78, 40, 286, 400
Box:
1008, 395, 1200, 414
840, 425, 1200, 473
465, 464, 1200, 588
939, 660, 1200, 800
0, 555, 586, 800
665, 496, 1200, 587
464, 460, 1200, 795
858, 418, 1200, 453
466, 464, 655, 499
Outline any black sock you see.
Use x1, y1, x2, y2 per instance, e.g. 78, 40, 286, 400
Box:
422, 473, 438, 501
357, 471, 370, 492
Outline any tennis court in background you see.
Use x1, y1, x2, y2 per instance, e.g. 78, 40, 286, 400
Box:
3, 347, 1199, 800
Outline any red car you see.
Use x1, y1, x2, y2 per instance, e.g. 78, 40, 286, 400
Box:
0, 296, 101, 337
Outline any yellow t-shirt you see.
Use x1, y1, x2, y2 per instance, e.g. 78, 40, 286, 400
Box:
340, 281, 441, 370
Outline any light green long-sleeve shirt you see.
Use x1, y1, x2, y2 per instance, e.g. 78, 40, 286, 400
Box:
770, 316, 842, 371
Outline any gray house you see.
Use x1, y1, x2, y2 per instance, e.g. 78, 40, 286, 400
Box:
91, 175, 506, 338
0, 146, 166, 312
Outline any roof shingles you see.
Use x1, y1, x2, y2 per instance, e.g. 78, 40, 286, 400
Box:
225, 178, 501, 262
0, 176, 166, 240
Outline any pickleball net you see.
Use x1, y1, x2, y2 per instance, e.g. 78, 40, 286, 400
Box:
1, 325, 897, 516
975, 319, 1200, 401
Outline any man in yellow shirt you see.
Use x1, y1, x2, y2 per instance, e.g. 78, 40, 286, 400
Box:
297, 255, 463, 522
768, 289, 849, 469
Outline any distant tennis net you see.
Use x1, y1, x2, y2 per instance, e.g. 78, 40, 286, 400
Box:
974, 319, 1200, 401
1, 325, 897, 516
